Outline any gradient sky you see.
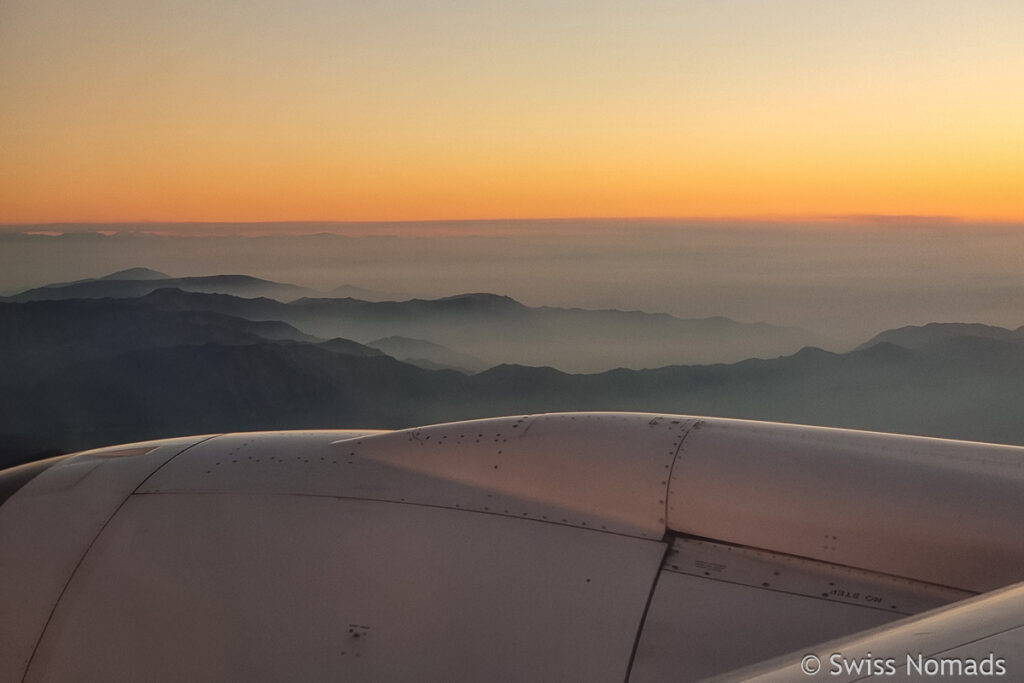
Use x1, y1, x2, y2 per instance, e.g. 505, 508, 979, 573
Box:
2, 0, 1022, 224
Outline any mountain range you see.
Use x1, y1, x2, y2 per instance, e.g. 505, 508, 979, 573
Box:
131, 287, 821, 372
4, 278, 1024, 469
855, 322, 1024, 351
12, 272, 319, 303
11, 270, 822, 371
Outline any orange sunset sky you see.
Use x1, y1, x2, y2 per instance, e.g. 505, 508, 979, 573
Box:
1, 0, 1022, 225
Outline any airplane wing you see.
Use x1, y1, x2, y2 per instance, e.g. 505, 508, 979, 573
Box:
1, 413, 1022, 682
711, 580, 1024, 681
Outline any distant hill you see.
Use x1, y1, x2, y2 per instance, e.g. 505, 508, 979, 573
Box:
135, 288, 820, 372
856, 322, 1021, 351
26, 267, 171, 290
0, 296, 414, 467
0, 297, 319, 392
367, 336, 489, 373
331, 284, 410, 302
2, 342, 459, 466
316, 337, 388, 358
15, 269, 410, 304
99, 267, 170, 281
12, 274, 319, 303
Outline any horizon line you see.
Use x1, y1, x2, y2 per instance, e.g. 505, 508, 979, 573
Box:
5, 213, 1024, 227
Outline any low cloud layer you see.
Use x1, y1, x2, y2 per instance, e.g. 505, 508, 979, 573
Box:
3, 220, 1023, 348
